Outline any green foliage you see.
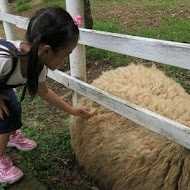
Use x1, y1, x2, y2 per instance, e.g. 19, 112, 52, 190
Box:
0, 183, 9, 190
16, 0, 32, 12
125, 28, 158, 39
17, 3, 32, 12
11, 89, 76, 189
86, 21, 126, 61
86, 47, 114, 61
6, 121, 74, 189
113, 56, 134, 67
42, 0, 52, 2
93, 21, 125, 33
86, 46, 134, 67
159, 65, 190, 94
107, 0, 141, 2
42, 0, 66, 8
159, 17, 190, 42
100, 0, 178, 6
124, 16, 190, 42
10, 1, 190, 188
17, 0, 32, 6
89, 0, 190, 92
143, 0, 178, 9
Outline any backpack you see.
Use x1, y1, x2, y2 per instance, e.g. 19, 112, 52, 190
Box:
0, 39, 26, 101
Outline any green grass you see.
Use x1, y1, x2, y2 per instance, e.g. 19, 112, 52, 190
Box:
6, 123, 74, 189
85, 11, 190, 69
86, 46, 134, 67
86, 47, 113, 61
42, 0, 66, 8
159, 17, 190, 42
17, 0, 32, 6
0, 88, 75, 189
17, 123, 74, 188
143, 0, 179, 9
5, 90, 75, 189
123, 17, 190, 42
16, 0, 32, 12
113, 56, 134, 67
158, 65, 190, 94
88, 0, 190, 92
9, 0, 190, 188
0, 183, 9, 190
93, 21, 125, 33
93, 0, 179, 8
86, 21, 130, 65
17, 4, 32, 12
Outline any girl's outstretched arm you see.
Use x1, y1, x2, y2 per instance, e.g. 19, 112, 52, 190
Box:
37, 82, 90, 119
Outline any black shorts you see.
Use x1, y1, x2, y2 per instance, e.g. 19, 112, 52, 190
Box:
0, 89, 22, 134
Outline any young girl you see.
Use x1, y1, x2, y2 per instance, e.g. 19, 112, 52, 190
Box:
0, 6, 90, 184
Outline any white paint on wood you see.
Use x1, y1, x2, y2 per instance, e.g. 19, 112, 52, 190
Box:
0, 12, 29, 30
1, 11, 190, 149
66, 0, 86, 105
48, 69, 190, 149
0, 12, 189, 70
0, 0, 15, 40
66, 0, 84, 22
79, 28, 190, 70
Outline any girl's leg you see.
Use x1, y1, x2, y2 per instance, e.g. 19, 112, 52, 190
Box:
0, 89, 24, 184
7, 130, 37, 151
1, 89, 36, 151
0, 133, 10, 157
0, 132, 24, 184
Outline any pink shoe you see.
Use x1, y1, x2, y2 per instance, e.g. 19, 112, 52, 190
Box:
7, 130, 37, 151
0, 155, 23, 184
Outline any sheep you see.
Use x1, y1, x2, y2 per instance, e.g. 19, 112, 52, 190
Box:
70, 64, 190, 190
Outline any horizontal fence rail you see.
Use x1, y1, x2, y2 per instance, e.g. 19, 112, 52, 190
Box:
0, 12, 190, 70
1, 11, 190, 149
79, 29, 190, 70
0, 12, 29, 30
48, 70, 190, 149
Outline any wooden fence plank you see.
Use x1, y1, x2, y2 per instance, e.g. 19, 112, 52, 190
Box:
79, 28, 190, 70
1, 11, 190, 149
0, 12, 189, 70
48, 69, 190, 149
0, 12, 29, 30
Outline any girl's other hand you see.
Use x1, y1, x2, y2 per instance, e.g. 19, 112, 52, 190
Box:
72, 106, 90, 119
0, 93, 10, 120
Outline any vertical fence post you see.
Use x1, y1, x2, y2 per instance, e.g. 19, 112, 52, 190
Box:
0, 0, 15, 40
66, 0, 86, 106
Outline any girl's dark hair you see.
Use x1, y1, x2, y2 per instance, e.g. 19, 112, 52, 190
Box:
25, 6, 79, 98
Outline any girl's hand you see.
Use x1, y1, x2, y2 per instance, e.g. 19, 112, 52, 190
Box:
0, 93, 10, 120
71, 106, 90, 119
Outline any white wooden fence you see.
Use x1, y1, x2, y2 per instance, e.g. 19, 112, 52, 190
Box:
1, 0, 190, 150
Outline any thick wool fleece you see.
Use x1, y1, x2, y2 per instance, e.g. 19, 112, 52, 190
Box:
70, 64, 190, 190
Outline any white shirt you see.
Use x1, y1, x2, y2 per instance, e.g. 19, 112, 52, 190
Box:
0, 40, 46, 85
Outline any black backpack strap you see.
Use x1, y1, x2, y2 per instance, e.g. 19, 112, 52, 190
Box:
0, 39, 26, 102
0, 58, 17, 85
0, 39, 18, 52
0, 39, 18, 84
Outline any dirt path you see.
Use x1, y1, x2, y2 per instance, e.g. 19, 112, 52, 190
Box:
92, 0, 190, 31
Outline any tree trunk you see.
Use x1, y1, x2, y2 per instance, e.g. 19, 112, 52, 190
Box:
84, 0, 93, 29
